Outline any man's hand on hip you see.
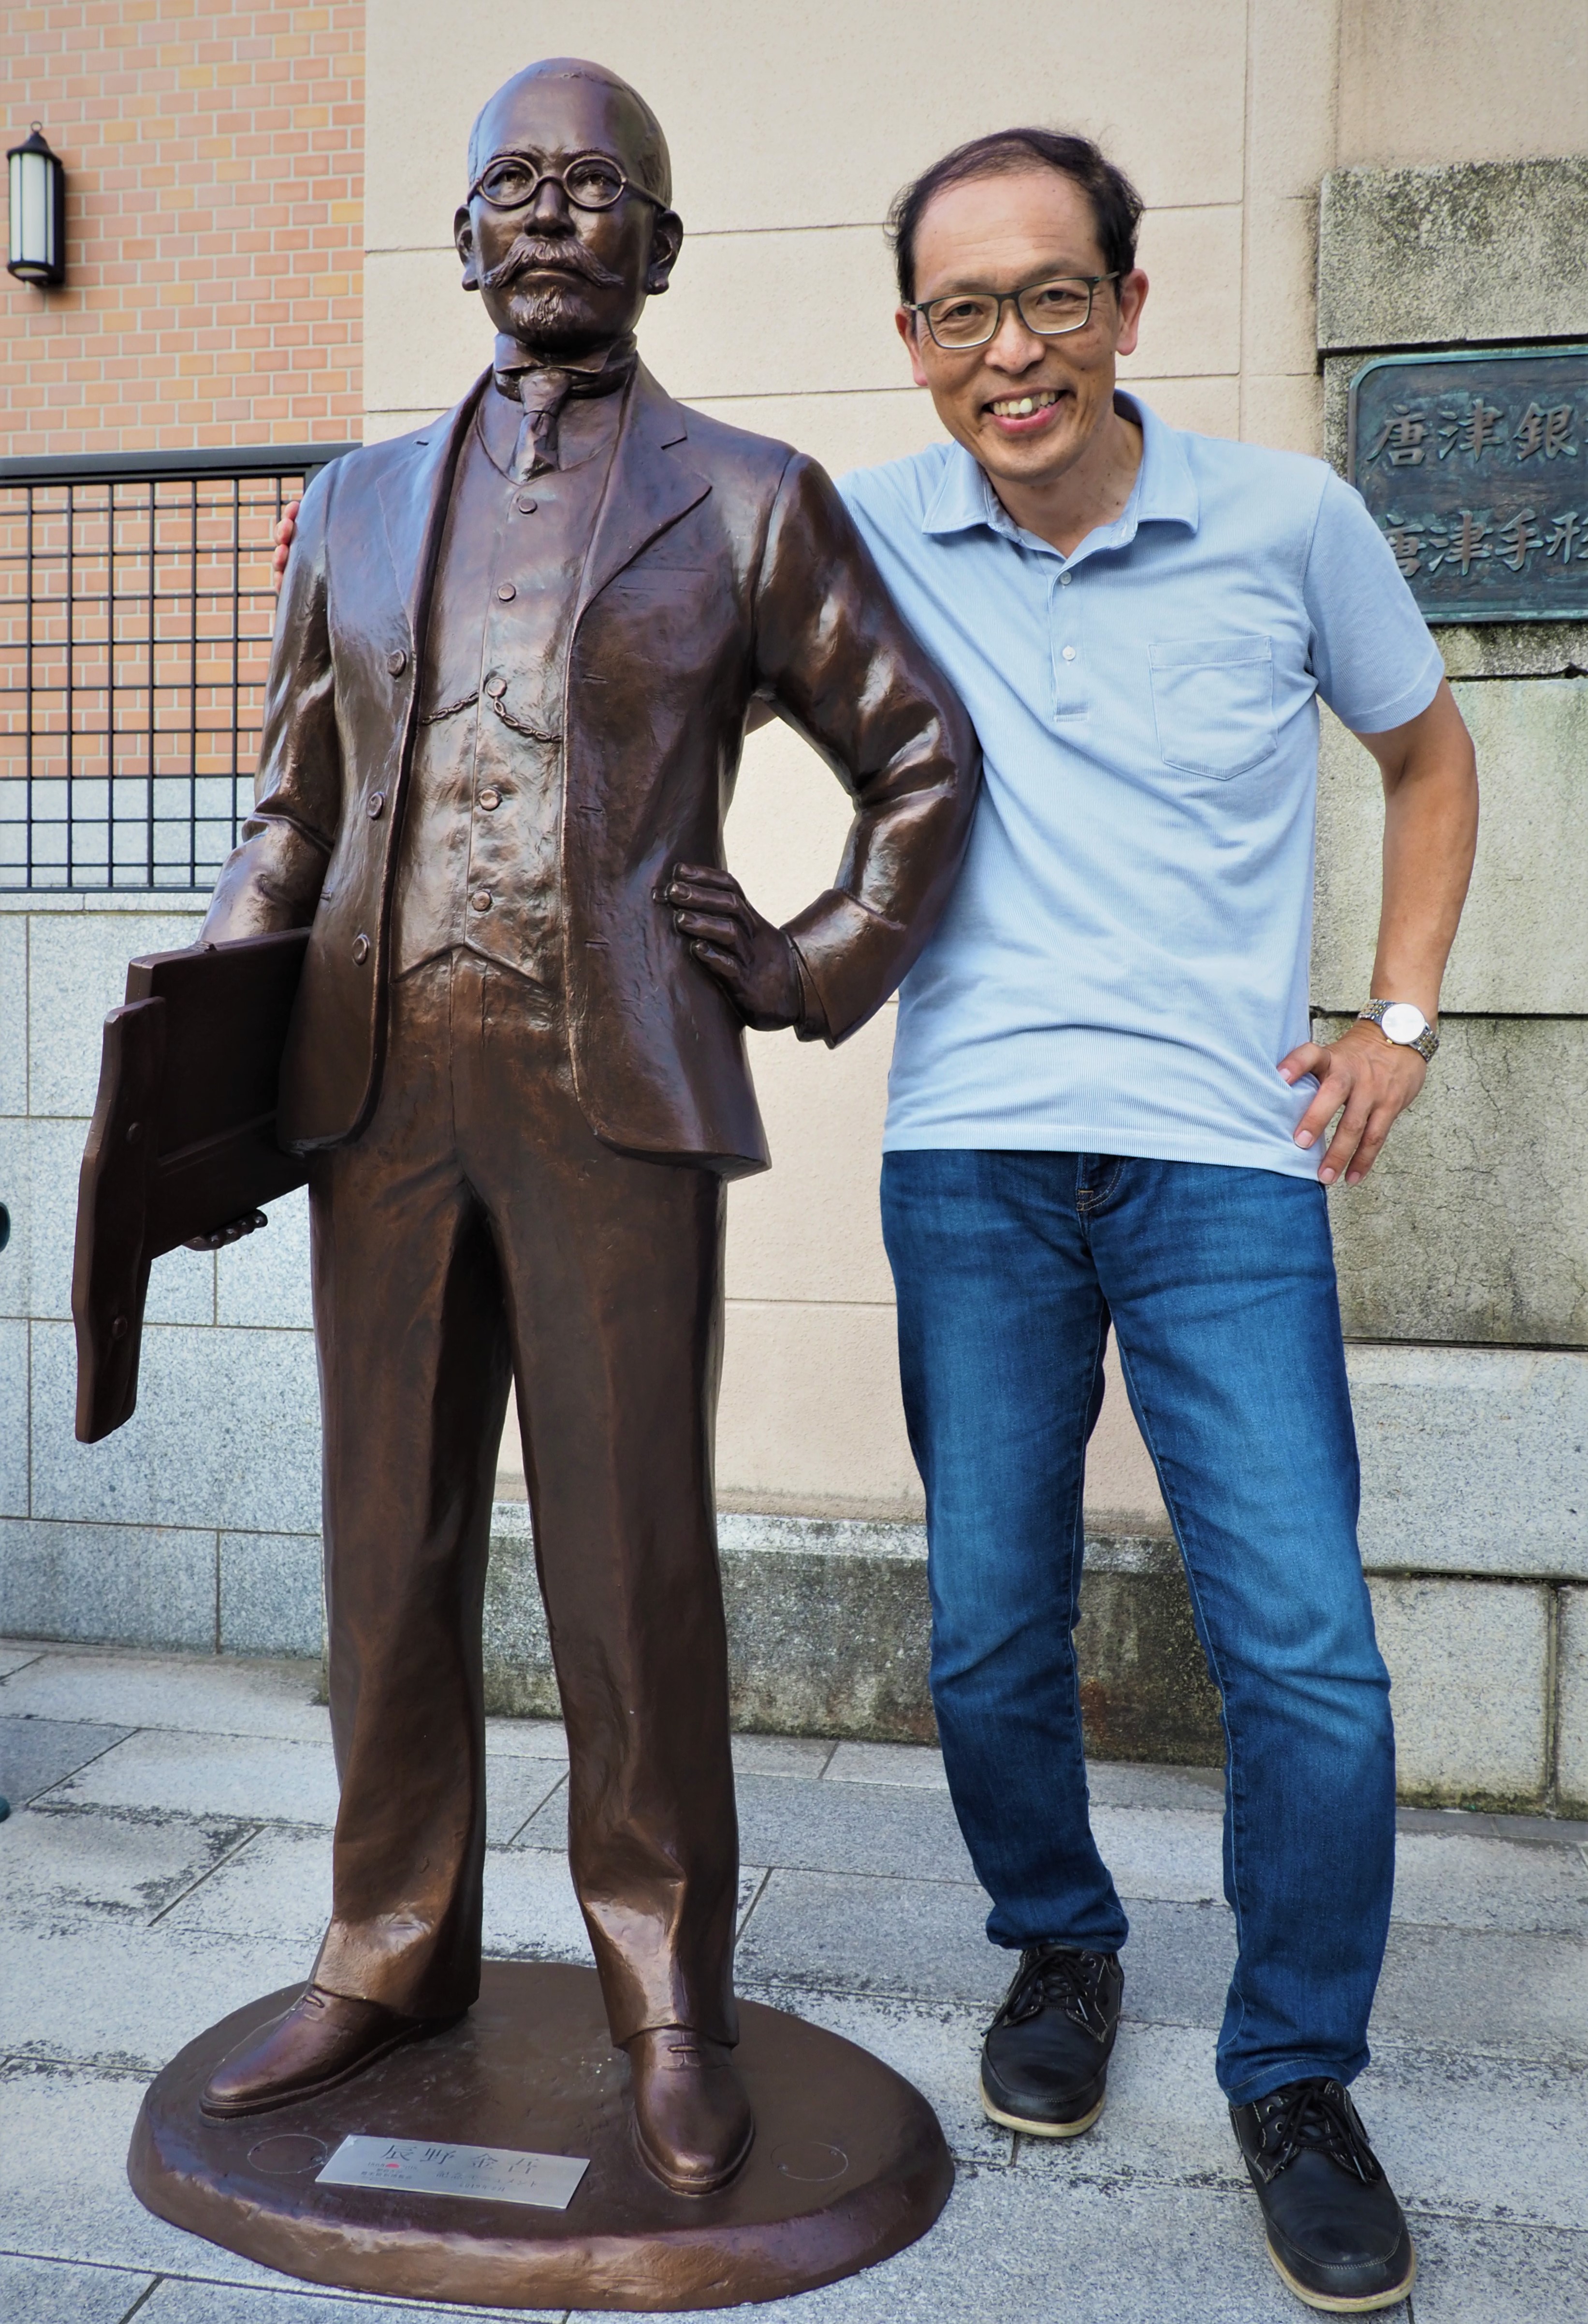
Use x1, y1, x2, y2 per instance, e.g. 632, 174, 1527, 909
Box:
1278, 1020, 1426, 1187
665, 864, 802, 1031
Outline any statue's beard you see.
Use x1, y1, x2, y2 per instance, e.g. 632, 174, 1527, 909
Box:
492, 277, 623, 358
479, 236, 629, 354
500, 282, 595, 337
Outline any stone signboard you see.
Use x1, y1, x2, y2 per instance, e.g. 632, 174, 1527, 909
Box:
1349, 348, 1588, 623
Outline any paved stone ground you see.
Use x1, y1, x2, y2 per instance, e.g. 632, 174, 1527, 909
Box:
1, 1640, 1585, 2324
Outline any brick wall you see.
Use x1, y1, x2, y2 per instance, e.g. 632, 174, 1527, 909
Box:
2, 0, 363, 456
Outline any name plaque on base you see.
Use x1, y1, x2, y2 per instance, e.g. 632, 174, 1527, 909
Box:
317, 2134, 589, 2210
1349, 347, 1588, 623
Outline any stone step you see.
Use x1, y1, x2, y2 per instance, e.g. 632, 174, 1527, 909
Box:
482, 1506, 1588, 1816
482, 1505, 1223, 1765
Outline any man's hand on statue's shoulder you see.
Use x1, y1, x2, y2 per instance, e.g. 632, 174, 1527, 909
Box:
272, 499, 301, 591
1278, 1019, 1427, 1187
665, 864, 803, 1032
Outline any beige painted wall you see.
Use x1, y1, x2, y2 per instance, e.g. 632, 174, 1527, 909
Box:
364, 0, 1587, 1521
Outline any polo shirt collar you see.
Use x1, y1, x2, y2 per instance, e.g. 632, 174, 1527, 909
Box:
921, 390, 1200, 550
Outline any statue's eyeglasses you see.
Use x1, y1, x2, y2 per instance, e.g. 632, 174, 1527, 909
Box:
467, 153, 669, 215
906, 273, 1121, 351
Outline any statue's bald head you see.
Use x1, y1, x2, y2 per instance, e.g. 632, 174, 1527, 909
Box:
467, 58, 672, 207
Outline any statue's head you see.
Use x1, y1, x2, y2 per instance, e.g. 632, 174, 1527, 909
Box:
455, 59, 681, 358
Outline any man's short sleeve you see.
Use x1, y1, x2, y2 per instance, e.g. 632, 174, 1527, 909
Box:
1303, 470, 1446, 735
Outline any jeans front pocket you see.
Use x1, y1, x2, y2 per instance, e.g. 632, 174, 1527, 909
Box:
1149, 636, 1277, 779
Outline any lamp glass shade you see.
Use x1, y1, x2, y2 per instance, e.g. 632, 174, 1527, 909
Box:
8, 128, 65, 286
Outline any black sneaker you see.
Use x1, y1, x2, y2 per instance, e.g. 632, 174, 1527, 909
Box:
1232, 2078, 1416, 2313
979, 1944, 1123, 2136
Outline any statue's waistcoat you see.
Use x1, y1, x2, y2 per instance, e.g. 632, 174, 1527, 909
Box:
392, 395, 621, 998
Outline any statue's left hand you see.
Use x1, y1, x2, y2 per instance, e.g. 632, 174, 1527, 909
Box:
664, 864, 802, 1031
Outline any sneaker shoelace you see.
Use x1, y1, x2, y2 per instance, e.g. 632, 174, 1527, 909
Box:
1251, 2079, 1384, 2187
993, 1945, 1115, 2040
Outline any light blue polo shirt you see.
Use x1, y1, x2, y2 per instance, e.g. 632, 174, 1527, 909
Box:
836, 395, 1445, 1177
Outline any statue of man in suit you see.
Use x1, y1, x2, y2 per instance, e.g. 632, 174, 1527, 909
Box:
194, 58, 976, 2194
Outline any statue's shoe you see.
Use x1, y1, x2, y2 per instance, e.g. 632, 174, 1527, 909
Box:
200, 1984, 448, 2119
626, 2025, 755, 2195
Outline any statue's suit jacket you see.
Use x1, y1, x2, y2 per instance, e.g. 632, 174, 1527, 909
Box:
207, 364, 979, 1171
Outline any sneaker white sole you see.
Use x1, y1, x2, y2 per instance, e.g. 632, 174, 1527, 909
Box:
979, 2076, 1106, 2139
1266, 2234, 1417, 2313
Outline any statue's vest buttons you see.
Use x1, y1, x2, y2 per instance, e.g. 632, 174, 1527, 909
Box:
485, 675, 507, 699
470, 891, 492, 914
478, 788, 502, 812
496, 583, 516, 602
386, 649, 408, 676
365, 789, 386, 819
351, 933, 372, 965
515, 495, 538, 514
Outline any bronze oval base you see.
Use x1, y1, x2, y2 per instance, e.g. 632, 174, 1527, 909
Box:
128, 1960, 954, 2310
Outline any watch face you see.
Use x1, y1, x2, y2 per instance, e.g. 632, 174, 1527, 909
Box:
1380, 1002, 1427, 1046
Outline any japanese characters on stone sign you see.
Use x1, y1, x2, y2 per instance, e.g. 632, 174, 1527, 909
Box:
1349, 348, 1588, 623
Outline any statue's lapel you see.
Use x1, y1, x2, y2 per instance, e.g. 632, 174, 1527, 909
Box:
579, 366, 712, 614
374, 377, 485, 646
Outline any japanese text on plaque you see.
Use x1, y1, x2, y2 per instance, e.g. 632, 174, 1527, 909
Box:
1349, 350, 1588, 624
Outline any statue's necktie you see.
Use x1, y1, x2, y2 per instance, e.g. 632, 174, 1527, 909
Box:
491, 334, 638, 481
512, 370, 573, 480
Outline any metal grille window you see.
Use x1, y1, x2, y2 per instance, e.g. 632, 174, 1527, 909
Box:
0, 447, 355, 891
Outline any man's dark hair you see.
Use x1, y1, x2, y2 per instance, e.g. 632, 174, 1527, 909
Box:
887, 129, 1143, 307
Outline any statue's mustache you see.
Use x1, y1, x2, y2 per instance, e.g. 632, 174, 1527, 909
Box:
481, 235, 624, 293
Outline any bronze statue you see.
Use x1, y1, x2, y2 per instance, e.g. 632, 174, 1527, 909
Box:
186, 56, 976, 2205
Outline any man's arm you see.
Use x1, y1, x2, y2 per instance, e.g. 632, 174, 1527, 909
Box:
668, 453, 980, 1039
1279, 677, 1477, 1184
204, 469, 341, 942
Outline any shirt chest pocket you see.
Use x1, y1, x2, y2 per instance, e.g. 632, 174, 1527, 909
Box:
1149, 636, 1277, 779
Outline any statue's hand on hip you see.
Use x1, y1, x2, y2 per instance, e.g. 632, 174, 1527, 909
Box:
664, 864, 802, 1032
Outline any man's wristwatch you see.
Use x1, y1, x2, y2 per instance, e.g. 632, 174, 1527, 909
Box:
1357, 998, 1439, 1062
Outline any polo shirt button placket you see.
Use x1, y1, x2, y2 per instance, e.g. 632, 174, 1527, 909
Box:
1052, 569, 1086, 720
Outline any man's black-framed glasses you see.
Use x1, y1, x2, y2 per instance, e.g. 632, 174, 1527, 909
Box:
908, 273, 1121, 351
467, 152, 670, 214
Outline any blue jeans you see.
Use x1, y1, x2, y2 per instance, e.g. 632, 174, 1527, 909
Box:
881, 1150, 1395, 2105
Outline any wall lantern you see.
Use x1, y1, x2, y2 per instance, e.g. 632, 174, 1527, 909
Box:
7, 124, 66, 289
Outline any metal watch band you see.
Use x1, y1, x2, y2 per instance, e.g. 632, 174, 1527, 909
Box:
1357, 998, 1440, 1062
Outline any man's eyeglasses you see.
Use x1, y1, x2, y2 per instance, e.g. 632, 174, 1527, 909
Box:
907, 273, 1120, 351
466, 152, 670, 215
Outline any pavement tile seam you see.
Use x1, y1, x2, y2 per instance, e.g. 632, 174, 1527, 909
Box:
739, 1960, 1558, 2059
47, 1720, 336, 1752
143, 1821, 267, 1927
0, 2051, 152, 2088
0, 2255, 574, 2323
5, 2042, 192, 2076
0, 2254, 162, 2324
500, 1769, 568, 1847
735, 1865, 772, 1937
0, 1714, 142, 1803
500, 1833, 989, 1889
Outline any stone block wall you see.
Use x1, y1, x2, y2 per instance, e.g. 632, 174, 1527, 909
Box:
0, 893, 323, 1658
1303, 154, 1588, 1815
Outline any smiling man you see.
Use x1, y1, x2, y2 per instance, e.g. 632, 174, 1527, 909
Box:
799, 130, 1474, 2315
